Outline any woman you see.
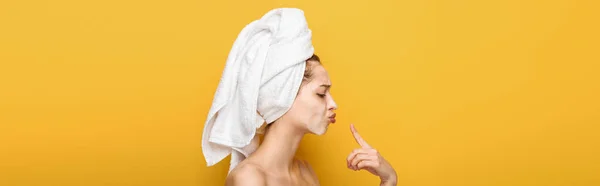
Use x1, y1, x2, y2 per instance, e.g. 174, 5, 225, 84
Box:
225, 55, 398, 186
201, 8, 397, 186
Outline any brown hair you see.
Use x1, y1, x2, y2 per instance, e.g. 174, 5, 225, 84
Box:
302, 54, 322, 84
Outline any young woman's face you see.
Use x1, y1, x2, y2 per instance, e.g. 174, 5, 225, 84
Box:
285, 63, 338, 135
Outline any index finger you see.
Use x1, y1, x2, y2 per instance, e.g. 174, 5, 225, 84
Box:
350, 124, 371, 148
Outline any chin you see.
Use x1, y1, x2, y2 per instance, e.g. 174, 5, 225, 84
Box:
310, 124, 329, 136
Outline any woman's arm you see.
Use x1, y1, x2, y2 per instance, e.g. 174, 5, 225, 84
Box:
380, 174, 398, 186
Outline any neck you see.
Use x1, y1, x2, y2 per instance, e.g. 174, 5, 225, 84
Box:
250, 118, 305, 173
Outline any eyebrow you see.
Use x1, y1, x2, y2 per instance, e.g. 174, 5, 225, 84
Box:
320, 84, 331, 89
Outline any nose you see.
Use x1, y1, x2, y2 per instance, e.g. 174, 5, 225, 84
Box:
329, 97, 338, 111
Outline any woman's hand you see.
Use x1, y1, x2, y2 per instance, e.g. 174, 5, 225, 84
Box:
347, 124, 397, 186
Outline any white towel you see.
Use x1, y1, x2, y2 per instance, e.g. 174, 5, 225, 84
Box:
201, 8, 314, 173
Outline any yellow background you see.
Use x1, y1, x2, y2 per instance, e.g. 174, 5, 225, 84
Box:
1, 0, 599, 185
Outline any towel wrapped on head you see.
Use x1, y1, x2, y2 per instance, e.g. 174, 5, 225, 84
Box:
201, 8, 315, 173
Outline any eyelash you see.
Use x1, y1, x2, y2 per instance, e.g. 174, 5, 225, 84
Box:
317, 93, 326, 98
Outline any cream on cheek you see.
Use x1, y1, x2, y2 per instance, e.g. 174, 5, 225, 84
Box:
295, 86, 321, 126
307, 89, 328, 129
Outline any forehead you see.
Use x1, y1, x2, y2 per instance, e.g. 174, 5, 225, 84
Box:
309, 65, 331, 85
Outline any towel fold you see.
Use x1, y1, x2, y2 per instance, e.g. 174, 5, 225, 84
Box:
201, 8, 314, 173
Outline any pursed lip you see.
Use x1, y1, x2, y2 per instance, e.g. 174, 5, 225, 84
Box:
329, 113, 337, 124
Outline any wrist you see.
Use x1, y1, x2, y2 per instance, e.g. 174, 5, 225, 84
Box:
379, 174, 397, 186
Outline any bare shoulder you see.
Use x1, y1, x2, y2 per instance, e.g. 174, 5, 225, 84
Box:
294, 159, 319, 182
225, 163, 267, 186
